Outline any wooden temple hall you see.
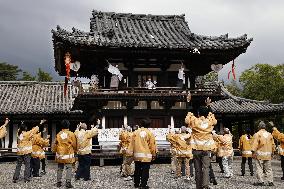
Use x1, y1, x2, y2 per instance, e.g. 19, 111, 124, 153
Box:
1, 10, 284, 156
51, 10, 254, 128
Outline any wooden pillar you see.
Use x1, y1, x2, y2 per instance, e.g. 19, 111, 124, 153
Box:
12, 123, 18, 152
126, 64, 134, 88
8, 120, 13, 150
99, 158, 105, 167
170, 116, 174, 127
160, 62, 169, 87
47, 121, 52, 151
4, 122, 11, 149
185, 72, 189, 89
250, 119, 255, 134
161, 71, 168, 87
124, 116, 127, 126
219, 121, 224, 133
51, 122, 56, 147
42, 123, 48, 138
189, 74, 196, 90
102, 116, 106, 129
237, 121, 242, 140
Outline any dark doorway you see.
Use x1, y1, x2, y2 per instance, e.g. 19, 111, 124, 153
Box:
133, 116, 169, 128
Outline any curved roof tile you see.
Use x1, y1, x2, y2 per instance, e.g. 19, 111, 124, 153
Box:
0, 81, 82, 115
211, 85, 284, 114
52, 11, 252, 50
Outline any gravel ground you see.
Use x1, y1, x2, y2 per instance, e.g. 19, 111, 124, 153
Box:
0, 159, 283, 189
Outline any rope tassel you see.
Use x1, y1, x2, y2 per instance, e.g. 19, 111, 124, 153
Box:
64, 52, 71, 96
228, 60, 236, 80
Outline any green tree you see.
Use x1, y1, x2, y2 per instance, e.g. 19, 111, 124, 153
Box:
22, 71, 36, 81
0, 62, 21, 80
239, 64, 284, 103
203, 71, 218, 82
37, 68, 53, 82
225, 80, 242, 96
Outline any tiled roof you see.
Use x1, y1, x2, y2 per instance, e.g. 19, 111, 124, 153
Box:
211, 85, 284, 114
52, 10, 252, 50
0, 81, 82, 115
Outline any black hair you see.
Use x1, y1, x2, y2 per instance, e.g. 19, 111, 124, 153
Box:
18, 122, 28, 135
141, 118, 151, 128
61, 119, 70, 129
244, 128, 251, 139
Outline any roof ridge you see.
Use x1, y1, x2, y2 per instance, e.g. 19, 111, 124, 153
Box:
220, 84, 273, 104
193, 33, 253, 42
0, 81, 65, 85
91, 10, 186, 20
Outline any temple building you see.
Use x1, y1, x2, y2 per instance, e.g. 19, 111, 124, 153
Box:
51, 10, 283, 148
1, 11, 283, 158
51, 10, 252, 129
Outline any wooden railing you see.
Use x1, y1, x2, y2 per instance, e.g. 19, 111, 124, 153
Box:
79, 85, 221, 96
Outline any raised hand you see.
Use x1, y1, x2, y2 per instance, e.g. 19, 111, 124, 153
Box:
43, 127, 47, 133
205, 97, 211, 106
40, 119, 47, 125
97, 119, 101, 125
5, 118, 10, 124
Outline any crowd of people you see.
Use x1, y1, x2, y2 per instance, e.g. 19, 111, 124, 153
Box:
0, 101, 284, 189
117, 101, 284, 189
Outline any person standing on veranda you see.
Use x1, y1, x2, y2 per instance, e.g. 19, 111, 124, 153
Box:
127, 118, 157, 189
238, 128, 253, 176
271, 123, 284, 180
251, 121, 275, 186
185, 97, 217, 189
53, 119, 77, 188
74, 121, 99, 181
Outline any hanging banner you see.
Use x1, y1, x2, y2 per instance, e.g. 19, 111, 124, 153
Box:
227, 60, 236, 80
64, 52, 72, 96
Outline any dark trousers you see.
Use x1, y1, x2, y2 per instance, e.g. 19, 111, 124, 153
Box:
241, 157, 253, 175
209, 162, 216, 181
57, 163, 72, 183
41, 158, 46, 172
216, 156, 224, 172
281, 155, 284, 177
76, 154, 91, 180
13, 154, 31, 181
190, 159, 194, 176
134, 161, 150, 187
193, 150, 211, 189
31, 157, 40, 176
0, 138, 5, 148
182, 159, 194, 176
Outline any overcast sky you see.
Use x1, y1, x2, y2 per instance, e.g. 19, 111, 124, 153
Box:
0, 0, 284, 81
